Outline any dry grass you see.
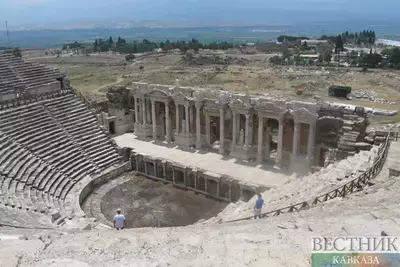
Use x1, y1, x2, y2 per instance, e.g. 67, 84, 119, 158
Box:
29, 52, 400, 124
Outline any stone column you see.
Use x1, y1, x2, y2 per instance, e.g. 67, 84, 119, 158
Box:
147, 99, 152, 125
151, 100, 157, 139
195, 103, 201, 149
244, 114, 250, 147
265, 123, 270, 159
165, 101, 171, 142
231, 112, 237, 149
185, 104, 190, 138
153, 162, 157, 177
162, 162, 166, 179
144, 161, 148, 175
275, 118, 284, 167
134, 97, 139, 124
175, 104, 179, 134
307, 122, 316, 163
257, 116, 264, 163
292, 122, 300, 157
142, 98, 147, 125
219, 108, 225, 154
190, 105, 194, 135
205, 112, 211, 146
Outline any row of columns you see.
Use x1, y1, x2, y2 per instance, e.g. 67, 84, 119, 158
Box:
256, 117, 283, 166
256, 117, 316, 166
134, 157, 232, 201
175, 104, 195, 136
291, 121, 316, 163
135, 97, 316, 166
134, 97, 172, 142
231, 112, 252, 148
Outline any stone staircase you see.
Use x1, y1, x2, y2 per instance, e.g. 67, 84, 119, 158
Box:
0, 93, 122, 228
0, 51, 62, 95
204, 143, 383, 223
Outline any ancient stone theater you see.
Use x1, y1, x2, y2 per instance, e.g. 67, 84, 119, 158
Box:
103, 82, 370, 172
0, 49, 384, 231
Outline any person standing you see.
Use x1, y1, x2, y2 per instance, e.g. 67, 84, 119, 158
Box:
113, 208, 125, 230
254, 193, 264, 219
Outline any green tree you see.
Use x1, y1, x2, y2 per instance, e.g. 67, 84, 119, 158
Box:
125, 54, 135, 61
269, 55, 282, 65
108, 36, 114, 47
323, 50, 332, 63
281, 46, 291, 59
389, 47, 400, 66
335, 35, 344, 53
360, 52, 383, 68
93, 39, 98, 53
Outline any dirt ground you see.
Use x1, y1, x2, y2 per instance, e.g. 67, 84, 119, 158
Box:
25, 49, 400, 125
101, 175, 228, 228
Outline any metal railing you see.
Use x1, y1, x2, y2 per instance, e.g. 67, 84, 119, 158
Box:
227, 134, 391, 223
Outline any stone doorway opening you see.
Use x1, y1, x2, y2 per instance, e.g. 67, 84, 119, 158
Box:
210, 116, 220, 145
174, 169, 185, 185
109, 121, 116, 135
266, 118, 279, 160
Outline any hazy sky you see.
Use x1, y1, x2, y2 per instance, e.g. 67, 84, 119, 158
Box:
0, 0, 398, 27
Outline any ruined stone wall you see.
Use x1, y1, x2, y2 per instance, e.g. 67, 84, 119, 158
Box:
106, 82, 371, 167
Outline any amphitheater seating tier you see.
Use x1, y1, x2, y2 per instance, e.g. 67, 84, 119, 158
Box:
0, 51, 63, 95
0, 93, 122, 226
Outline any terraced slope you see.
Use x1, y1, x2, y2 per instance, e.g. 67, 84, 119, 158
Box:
0, 93, 122, 227
0, 51, 63, 96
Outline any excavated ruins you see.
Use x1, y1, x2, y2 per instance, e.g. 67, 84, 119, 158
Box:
0, 49, 399, 266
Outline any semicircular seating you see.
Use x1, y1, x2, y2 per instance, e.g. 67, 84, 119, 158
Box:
0, 93, 122, 227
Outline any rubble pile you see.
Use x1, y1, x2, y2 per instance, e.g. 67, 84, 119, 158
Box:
337, 114, 370, 158
350, 90, 397, 105
365, 124, 400, 145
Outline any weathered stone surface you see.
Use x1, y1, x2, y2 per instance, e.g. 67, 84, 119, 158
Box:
355, 142, 372, 150
106, 85, 129, 108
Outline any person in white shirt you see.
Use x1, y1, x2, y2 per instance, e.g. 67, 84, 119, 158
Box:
113, 208, 125, 230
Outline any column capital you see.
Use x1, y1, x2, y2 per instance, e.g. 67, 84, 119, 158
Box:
195, 101, 203, 108
245, 114, 251, 119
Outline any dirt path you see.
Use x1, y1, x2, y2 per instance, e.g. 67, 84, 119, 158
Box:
95, 76, 125, 95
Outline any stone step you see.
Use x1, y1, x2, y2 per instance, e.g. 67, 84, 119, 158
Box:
10, 153, 34, 180
1, 115, 50, 134
26, 163, 47, 187
96, 153, 120, 169
48, 173, 67, 196
12, 120, 55, 141
3, 150, 30, 177
18, 157, 40, 183
23, 185, 37, 212
0, 143, 19, 166
38, 168, 57, 191
55, 179, 72, 199
34, 166, 53, 189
